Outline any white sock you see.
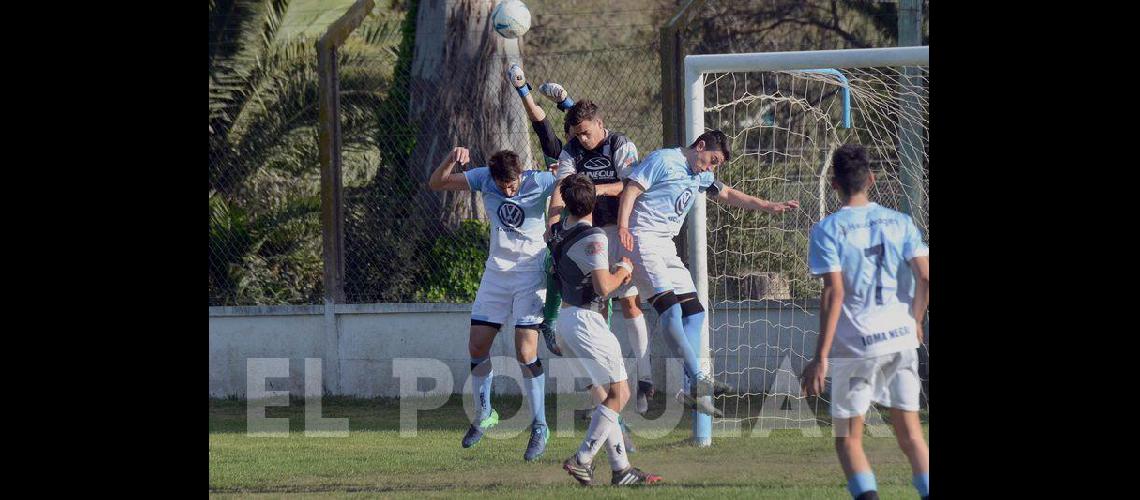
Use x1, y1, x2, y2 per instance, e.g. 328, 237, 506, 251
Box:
577, 404, 617, 465
604, 410, 632, 471
626, 313, 651, 383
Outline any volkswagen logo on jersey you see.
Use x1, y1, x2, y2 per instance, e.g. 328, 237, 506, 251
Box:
498, 201, 524, 228
582, 156, 611, 171
675, 189, 693, 215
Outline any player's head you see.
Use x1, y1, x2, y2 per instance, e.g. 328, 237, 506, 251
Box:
566, 100, 605, 150
688, 130, 731, 173
560, 172, 596, 218
830, 143, 875, 197
488, 150, 523, 197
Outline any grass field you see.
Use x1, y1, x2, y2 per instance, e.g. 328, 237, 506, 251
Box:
210, 395, 926, 498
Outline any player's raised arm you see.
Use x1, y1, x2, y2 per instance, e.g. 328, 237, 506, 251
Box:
427, 146, 472, 191
710, 183, 799, 214
616, 179, 643, 251
548, 178, 566, 230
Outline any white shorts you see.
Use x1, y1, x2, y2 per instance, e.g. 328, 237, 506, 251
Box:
628, 233, 695, 296
829, 349, 922, 419
601, 225, 639, 299
556, 305, 628, 386
470, 267, 546, 329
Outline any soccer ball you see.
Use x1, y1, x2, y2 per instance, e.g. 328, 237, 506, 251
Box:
491, 0, 531, 39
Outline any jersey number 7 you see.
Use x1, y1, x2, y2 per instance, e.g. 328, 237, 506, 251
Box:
864, 243, 884, 305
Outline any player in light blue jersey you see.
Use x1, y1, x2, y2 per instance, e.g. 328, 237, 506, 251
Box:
800, 144, 930, 500
428, 146, 556, 462
616, 130, 800, 415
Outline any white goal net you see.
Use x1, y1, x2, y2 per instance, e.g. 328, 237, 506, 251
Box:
684, 47, 929, 437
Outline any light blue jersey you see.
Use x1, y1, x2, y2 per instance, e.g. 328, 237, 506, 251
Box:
626, 148, 720, 238
808, 202, 929, 358
465, 167, 556, 272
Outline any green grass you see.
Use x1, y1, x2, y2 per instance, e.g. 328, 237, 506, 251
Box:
210, 396, 925, 498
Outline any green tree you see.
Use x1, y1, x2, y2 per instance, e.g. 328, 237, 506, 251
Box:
208, 0, 396, 305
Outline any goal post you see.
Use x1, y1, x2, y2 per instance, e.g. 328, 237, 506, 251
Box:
683, 46, 930, 446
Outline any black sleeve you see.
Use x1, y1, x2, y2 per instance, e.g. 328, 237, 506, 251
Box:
704, 180, 726, 198
531, 117, 564, 161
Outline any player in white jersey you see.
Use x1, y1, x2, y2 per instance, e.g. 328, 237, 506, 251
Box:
551, 173, 662, 487
800, 144, 930, 500
616, 130, 800, 416
427, 146, 556, 462
506, 64, 656, 416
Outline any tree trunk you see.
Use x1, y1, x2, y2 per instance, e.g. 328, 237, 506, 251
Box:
410, 0, 533, 227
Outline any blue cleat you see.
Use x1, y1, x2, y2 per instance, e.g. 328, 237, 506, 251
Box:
523, 424, 549, 461
462, 409, 499, 448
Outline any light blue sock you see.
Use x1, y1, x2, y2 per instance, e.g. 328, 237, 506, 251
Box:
681, 309, 706, 380
658, 301, 704, 381
847, 471, 877, 498
470, 356, 493, 422
522, 357, 547, 429
912, 472, 929, 497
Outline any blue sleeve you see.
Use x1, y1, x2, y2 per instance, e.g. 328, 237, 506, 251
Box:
902, 216, 929, 260
628, 154, 665, 191
537, 171, 557, 197
697, 171, 716, 190
464, 167, 489, 193
808, 224, 842, 275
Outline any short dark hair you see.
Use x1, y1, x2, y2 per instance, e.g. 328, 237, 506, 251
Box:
689, 130, 732, 163
488, 150, 523, 183
831, 144, 872, 195
560, 173, 596, 217
566, 99, 602, 129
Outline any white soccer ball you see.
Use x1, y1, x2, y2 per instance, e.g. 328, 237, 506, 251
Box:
491, 0, 531, 39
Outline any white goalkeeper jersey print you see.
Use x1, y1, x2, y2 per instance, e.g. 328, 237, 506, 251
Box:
808, 203, 929, 359
626, 147, 720, 239
464, 167, 556, 272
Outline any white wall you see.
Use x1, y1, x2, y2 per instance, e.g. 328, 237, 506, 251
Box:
209, 301, 821, 398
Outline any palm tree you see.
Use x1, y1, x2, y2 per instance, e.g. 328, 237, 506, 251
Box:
208, 0, 393, 305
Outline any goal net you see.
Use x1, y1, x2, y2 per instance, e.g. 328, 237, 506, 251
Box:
683, 47, 930, 441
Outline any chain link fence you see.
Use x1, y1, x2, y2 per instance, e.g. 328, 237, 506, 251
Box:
209, 0, 923, 307
209, 1, 668, 306
209, 23, 326, 306
339, 35, 665, 304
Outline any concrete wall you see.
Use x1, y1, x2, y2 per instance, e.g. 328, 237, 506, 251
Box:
209, 301, 821, 398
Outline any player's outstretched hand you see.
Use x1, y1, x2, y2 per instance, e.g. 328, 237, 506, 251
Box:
770, 200, 800, 214
800, 357, 828, 397
619, 227, 634, 252
448, 146, 471, 166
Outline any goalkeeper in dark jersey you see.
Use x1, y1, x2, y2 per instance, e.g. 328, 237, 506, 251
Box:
506, 63, 656, 416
